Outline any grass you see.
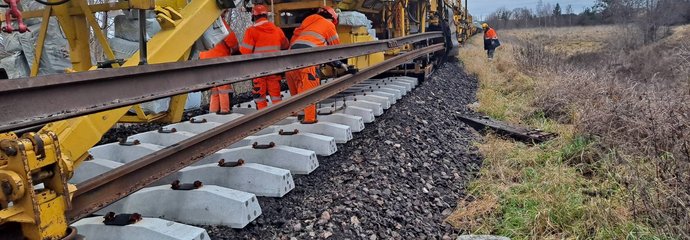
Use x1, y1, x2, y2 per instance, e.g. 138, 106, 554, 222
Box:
445, 29, 670, 239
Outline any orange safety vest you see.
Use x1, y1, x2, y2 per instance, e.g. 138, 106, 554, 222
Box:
240, 18, 289, 54
290, 14, 340, 48
484, 28, 498, 40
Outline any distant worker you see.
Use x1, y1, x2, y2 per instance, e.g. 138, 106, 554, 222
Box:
240, 5, 290, 110
200, 21, 240, 114
286, 6, 352, 124
482, 23, 500, 60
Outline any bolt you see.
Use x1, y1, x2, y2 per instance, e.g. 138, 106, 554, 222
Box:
0, 140, 17, 156
1, 180, 12, 196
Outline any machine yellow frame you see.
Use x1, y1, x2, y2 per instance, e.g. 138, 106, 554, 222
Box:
0, 0, 475, 239
0, 0, 224, 238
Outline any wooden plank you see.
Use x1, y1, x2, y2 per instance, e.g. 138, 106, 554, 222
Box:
458, 115, 557, 143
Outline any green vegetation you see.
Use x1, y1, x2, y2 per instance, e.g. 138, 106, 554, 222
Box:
444, 28, 683, 239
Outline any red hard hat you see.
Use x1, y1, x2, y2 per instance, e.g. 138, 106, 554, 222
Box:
252, 5, 269, 16
318, 6, 338, 25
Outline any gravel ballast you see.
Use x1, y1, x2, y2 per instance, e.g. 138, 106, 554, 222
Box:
205, 61, 482, 239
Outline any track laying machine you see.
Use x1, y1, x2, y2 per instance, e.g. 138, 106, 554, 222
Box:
0, 0, 475, 239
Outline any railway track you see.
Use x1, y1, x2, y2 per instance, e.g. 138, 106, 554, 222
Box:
69, 74, 420, 239
68, 52, 439, 240
0, 37, 445, 240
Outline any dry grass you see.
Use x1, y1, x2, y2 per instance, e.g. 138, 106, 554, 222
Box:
447, 25, 690, 239
504, 26, 619, 57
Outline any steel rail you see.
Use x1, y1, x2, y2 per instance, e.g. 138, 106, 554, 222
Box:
66, 43, 445, 222
0, 32, 442, 132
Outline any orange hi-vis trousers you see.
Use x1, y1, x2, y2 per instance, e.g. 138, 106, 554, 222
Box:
209, 84, 233, 113
286, 66, 320, 123
252, 74, 283, 110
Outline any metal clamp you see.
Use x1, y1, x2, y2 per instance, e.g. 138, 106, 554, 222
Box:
252, 142, 275, 149
118, 139, 140, 146
278, 129, 299, 135
158, 127, 177, 134
218, 159, 244, 167
170, 180, 203, 190
103, 212, 142, 226
190, 118, 207, 124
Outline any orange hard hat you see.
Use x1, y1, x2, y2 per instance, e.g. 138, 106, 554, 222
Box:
318, 6, 338, 25
252, 5, 269, 16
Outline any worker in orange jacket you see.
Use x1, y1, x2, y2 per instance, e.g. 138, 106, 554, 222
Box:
201, 22, 240, 114
482, 23, 499, 60
240, 5, 290, 110
286, 6, 351, 124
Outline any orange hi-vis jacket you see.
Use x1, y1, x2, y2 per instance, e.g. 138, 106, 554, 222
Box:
484, 28, 498, 40
290, 14, 340, 48
201, 29, 239, 114
205, 30, 240, 57
240, 18, 289, 54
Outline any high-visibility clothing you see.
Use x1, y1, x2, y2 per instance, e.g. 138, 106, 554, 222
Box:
287, 66, 320, 122
239, 18, 289, 54
201, 29, 240, 114
209, 85, 233, 113
240, 17, 289, 110
252, 75, 283, 109
483, 27, 499, 51
206, 30, 240, 57
286, 14, 340, 123
484, 27, 498, 40
290, 14, 340, 48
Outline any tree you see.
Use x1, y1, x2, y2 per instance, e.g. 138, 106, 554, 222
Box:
553, 3, 562, 16
553, 3, 562, 26
566, 4, 574, 25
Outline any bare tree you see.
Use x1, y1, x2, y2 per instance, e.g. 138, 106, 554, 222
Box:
566, 4, 573, 26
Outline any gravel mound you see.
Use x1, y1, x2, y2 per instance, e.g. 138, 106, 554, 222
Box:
206, 61, 482, 239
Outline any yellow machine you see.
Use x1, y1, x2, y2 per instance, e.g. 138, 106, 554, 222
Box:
0, 0, 473, 239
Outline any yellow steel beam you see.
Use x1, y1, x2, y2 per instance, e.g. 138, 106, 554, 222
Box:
29, 7, 52, 77
78, 0, 118, 66
53, 1, 93, 71
40, 0, 222, 166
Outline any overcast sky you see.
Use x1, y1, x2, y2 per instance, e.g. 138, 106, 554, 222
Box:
467, 0, 596, 20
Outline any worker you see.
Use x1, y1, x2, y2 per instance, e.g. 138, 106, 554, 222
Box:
240, 4, 290, 110
201, 23, 240, 114
482, 23, 500, 60
286, 6, 352, 124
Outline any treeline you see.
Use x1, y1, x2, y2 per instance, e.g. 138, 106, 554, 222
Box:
485, 0, 690, 31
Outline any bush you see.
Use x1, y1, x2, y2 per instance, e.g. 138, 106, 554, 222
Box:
515, 26, 690, 238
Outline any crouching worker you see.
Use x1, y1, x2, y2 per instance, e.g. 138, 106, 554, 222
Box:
286, 7, 353, 124
200, 29, 240, 114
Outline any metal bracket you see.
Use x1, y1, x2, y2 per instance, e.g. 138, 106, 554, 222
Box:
157, 127, 177, 134
190, 118, 207, 124
252, 142, 275, 149
217, 159, 244, 167
118, 139, 141, 146
278, 129, 299, 136
103, 212, 143, 226
170, 180, 203, 190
